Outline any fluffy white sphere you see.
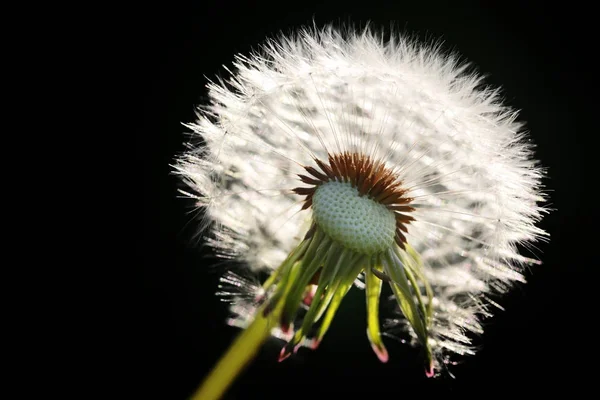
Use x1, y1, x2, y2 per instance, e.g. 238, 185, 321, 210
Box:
176, 25, 548, 366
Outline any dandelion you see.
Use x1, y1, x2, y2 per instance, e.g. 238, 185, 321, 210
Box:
175, 24, 548, 399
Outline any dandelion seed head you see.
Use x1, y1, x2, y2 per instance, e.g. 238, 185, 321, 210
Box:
175, 24, 549, 376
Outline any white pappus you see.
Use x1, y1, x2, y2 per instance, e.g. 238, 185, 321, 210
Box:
175, 24, 549, 381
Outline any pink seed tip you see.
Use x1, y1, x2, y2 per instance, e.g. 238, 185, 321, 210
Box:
278, 347, 291, 363
371, 344, 389, 363
425, 363, 435, 378
293, 343, 302, 354
310, 339, 320, 350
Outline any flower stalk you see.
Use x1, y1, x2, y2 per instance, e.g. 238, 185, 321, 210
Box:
190, 303, 278, 400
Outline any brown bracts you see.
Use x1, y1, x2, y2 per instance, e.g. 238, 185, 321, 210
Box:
293, 152, 415, 249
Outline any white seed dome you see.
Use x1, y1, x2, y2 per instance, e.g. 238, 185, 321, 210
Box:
312, 181, 397, 255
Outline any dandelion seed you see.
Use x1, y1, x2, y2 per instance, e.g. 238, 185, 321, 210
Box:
175, 24, 549, 399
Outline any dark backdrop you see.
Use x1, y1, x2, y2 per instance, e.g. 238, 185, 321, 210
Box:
137, 1, 595, 398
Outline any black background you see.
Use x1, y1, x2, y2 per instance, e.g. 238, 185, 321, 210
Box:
138, 1, 596, 398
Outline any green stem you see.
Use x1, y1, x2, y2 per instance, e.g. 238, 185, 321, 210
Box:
190, 241, 310, 400
190, 305, 279, 400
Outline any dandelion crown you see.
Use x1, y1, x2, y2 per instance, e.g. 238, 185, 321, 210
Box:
176, 25, 548, 398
